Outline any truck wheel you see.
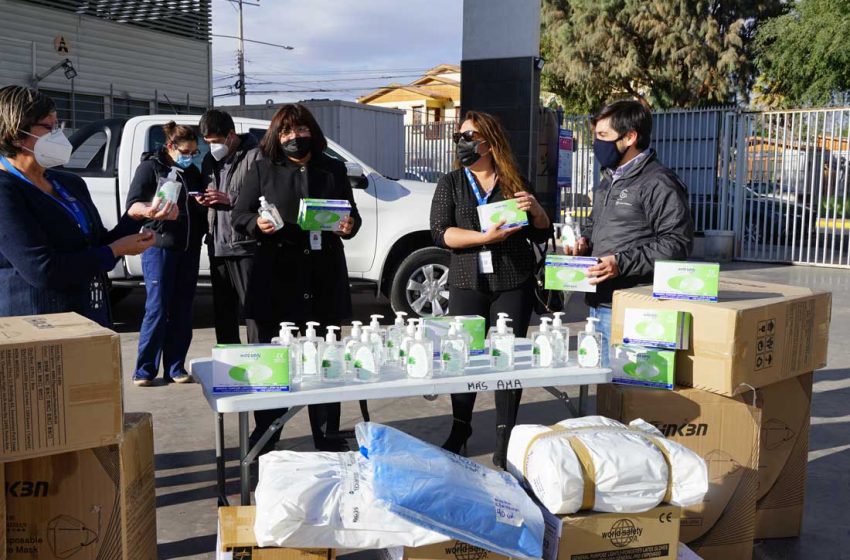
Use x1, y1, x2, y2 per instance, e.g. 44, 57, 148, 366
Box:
390, 247, 451, 317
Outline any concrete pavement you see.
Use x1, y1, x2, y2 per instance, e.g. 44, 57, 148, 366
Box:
111, 263, 850, 559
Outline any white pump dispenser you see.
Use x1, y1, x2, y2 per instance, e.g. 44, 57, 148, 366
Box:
532, 317, 556, 367
258, 196, 284, 231
551, 312, 570, 365
320, 326, 345, 382
154, 167, 182, 205
274, 322, 302, 385
299, 321, 323, 376
406, 322, 433, 379
343, 320, 364, 374
368, 314, 387, 365
577, 317, 603, 368
399, 318, 419, 363
440, 318, 469, 375
490, 313, 515, 371
561, 211, 580, 251
386, 311, 408, 365
351, 327, 379, 382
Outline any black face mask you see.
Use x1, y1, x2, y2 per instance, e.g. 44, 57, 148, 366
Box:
456, 138, 485, 167
283, 136, 312, 159
592, 135, 626, 170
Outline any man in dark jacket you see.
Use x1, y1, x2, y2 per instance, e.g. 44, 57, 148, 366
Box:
568, 100, 694, 364
199, 110, 263, 343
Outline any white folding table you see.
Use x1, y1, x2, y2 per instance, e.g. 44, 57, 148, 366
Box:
190, 342, 611, 506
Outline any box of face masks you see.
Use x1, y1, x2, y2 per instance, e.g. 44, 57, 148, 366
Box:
212, 345, 290, 393
422, 315, 486, 356
653, 261, 720, 302
476, 199, 528, 231
544, 255, 598, 293
297, 198, 352, 231
610, 344, 676, 390
622, 308, 690, 350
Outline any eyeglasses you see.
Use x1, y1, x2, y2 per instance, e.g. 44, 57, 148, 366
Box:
31, 121, 64, 133
280, 125, 311, 137
173, 146, 200, 156
452, 130, 481, 144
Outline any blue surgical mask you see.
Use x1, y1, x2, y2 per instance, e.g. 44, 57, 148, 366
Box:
175, 154, 195, 169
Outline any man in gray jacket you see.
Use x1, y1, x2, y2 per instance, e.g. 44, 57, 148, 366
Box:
567, 100, 694, 364
199, 109, 263, 343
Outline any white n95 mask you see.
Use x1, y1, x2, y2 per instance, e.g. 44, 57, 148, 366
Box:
209, 142, 230, 162
24, 128, 73, 168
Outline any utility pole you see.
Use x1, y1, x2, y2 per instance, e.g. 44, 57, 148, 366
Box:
237, 0, 246, 106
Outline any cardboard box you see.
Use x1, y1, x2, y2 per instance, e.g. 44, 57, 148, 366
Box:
611, 279, 831, 395
542, 505, 681, 560
381, 541, 509, 560
212, 345, 291, 393
297, 198, 351, 231
217, 506, 334, 560
422, 315, 486, 356
755, 373, 812, 539
597, 384, 760, 560
622, 308, 690, 350
0, 313, 123, 462
1, 465, 5, 560
611, 345, 676, 390
653, 261, 720, 302
544, 256, 597, 293
476, 199, 529, 231
4, 412, 156, 560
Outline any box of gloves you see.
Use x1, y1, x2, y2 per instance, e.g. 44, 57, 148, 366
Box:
297, 198, 351, 231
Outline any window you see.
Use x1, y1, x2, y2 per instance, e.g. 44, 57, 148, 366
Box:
411, 106, 423, 125
40, 89, 105, 129
112, 98, 151, 119
64, 130, 108, 172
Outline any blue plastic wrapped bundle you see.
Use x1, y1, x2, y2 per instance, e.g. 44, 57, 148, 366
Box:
355, 422, 544, 559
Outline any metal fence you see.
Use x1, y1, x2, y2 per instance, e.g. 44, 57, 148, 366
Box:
560, 106, 850, 268
404, 120, 459, 182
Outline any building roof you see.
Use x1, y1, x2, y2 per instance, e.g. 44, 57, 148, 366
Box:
358, 64, 460, 105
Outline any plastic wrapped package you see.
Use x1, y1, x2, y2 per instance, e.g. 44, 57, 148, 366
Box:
506, 416, 708, 515
253, 451, 449, 549
356, 422, 544, 560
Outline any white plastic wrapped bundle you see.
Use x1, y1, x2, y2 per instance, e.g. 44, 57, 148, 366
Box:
253, 451, 448, 549
506, 415, 707, 515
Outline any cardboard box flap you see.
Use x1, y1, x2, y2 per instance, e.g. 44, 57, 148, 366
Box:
623, 279, 826, 309
0, 313, 114, 343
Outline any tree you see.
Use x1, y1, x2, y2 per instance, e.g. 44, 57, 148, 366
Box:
541, 0, 786, 113
755, 0, 850, 108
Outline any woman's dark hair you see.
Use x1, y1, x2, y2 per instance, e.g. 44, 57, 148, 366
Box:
162, 121, 197, 147
260, 104, 327, 163
590, 99, 653, 150
457, 110, 526, 197
199, 109, 235, 138
0, 86, 57, 157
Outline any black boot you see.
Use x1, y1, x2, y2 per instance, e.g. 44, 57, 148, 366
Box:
492, 424, 510, 469
442, 419, 473, 455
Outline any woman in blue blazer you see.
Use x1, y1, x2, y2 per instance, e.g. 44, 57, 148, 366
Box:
0, 86, 176, 327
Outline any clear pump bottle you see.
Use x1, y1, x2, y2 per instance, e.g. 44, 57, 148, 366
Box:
343, 320, 364, 374
259, 196, 284, 231
154, 167, 182, 205
351, 329, 379, 382
299, 321, 323, 377
273, 322, 302, 386
440, 318, 469, 375
577, 317, 603, 368
399, 318, 419, 363
385, 311, 408, 366
551, 312, 570, 365
489, 313, 515, 371
532, 317, 556, 368
367, 314, 387, 366
320, 326, 346, 382
406, 323, 434, 379
561, 211, 581, 252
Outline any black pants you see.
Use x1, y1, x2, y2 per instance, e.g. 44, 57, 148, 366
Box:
447, 279, 535, 429
210, 253, 258, 344
249, 320, 341, 451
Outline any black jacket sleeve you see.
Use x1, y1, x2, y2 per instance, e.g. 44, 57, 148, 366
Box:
125, 160, 159, 209
231, 158, 263, 239
615, 174, 694, 278
329, 159, 362, 240
429, 174, 455, 248
518, 183, 554, 244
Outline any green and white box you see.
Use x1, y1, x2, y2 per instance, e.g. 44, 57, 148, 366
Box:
544, 255, 598, 293
476, 199, 529, 231
422, 315, 486, 356
212, 345, 290, 393
653, 260, 720, 302
611, 344, 676, 390
297, 198, 352, 231
622, 308, 690, 350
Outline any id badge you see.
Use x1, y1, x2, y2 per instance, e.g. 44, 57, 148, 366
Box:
310, 231, 322, 251
478, 250, 494, 274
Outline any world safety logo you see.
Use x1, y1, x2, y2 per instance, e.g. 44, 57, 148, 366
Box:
602, 519, 642, 548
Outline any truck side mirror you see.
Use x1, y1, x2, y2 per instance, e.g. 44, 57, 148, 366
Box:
346, 162, 369, 189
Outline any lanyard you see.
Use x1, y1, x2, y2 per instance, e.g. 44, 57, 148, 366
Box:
464, 167, 494, 207
0, 156, 91, 237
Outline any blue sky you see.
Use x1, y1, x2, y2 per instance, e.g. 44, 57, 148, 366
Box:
211, 0, 463, 107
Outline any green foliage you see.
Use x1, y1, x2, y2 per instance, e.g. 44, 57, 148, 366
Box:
541, 0, 786, 113
755, 0, 850, 107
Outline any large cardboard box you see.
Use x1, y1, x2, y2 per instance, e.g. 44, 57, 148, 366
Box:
0, 313, 123, 461
1, 466, 5, 560
4, 413, 156, 560
381, 541, 510, 560
755, 373, 813, 539
610, 279, 831, 396
217, 507, 334, 560
597, 384, 760, 560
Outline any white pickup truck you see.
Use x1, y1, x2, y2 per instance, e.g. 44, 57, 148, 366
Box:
61, 115, 451, 316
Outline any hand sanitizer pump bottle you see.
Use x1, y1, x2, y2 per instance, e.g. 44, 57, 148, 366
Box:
351, 329, 379, 382
489, 313, 515, 371
406, 323, 434, 379
276, 322, 302, 386
551, 312, 569, 365
400, 318, 419, 363
343, 321, 364, 375
440, 319, 468, 375
320, 326, 345, 382
368, 314, 387, 366
385, 311, 408, 366
258, 196, 284, 231
561, 211, 580, 252
299, 321, 323, 377
577, 317, 603, 368
532, 317, 556, 367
